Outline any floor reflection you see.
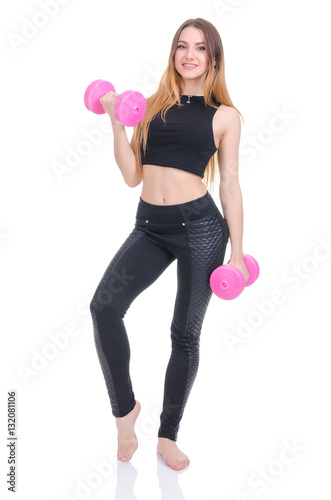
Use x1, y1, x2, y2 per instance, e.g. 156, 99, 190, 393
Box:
115, 461, 137, 500
114, 451, 188, 499
156, 451, 187, 500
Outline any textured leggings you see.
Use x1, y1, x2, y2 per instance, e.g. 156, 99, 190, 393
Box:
89, 190, 229, 442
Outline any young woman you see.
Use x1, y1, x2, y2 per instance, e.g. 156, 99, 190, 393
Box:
89, 17, 249, 471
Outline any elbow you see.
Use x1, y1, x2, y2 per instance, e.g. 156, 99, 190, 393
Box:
128, 168, 143, 188
126, 181, 139, 189
125, 177, 142, 188
125, 179, 136, 188
123, 164, 143, 188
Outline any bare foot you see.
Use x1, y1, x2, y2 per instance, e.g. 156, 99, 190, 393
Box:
157, 437, 190, 470
115, 400, 141, 462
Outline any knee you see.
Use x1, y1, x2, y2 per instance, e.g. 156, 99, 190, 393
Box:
89, 285, 125, 319
90, 293, 115, 317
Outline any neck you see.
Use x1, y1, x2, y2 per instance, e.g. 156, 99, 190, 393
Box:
181, 90, 204, 96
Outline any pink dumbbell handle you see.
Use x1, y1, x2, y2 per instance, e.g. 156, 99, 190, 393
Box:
226, 254, 259, 287
210, 254, 259, 300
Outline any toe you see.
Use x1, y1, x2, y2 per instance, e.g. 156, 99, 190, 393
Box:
178, 459, 189, 469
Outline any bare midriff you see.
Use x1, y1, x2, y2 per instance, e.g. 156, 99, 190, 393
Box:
140, 164, 207, 205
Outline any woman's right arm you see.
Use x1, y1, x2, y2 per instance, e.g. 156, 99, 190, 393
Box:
100, 91, 142, 188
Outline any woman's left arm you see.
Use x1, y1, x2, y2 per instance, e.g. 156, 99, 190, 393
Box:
217, 106, 249, 281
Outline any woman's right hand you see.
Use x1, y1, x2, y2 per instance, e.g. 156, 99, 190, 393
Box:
99, 91, 119, 123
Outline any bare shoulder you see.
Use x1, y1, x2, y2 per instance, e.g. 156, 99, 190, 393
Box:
214, 104, 241, 145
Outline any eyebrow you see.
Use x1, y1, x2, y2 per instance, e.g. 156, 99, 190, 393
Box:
178, 40, 205, 44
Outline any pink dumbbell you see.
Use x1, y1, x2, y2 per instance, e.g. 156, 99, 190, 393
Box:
210, 254, 260, 300
84, 79, 147, 127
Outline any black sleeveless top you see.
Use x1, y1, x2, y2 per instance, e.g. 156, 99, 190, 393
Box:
140, 95, 221, 178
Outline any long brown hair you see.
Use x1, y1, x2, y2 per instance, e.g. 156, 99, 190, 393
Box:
132, 17, 243, 190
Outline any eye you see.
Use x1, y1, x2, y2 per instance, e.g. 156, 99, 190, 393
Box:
177, 44, 205, 50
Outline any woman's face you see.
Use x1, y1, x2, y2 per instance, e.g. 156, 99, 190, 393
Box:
174, 26, 213, 83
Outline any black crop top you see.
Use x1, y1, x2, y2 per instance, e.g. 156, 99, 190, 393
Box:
140, 95, 221, 179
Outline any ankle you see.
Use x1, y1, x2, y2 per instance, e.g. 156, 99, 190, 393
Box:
158, 437, 176, 444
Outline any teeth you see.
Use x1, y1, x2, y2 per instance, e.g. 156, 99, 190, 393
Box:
184, 64, 196, 67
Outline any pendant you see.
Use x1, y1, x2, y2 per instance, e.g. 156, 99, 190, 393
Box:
186, 95, 191, 103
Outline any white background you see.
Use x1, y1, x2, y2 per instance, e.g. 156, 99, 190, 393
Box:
1, 0, 330, 499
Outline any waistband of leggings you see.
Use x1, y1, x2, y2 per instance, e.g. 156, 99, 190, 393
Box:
135, 191, 219, 224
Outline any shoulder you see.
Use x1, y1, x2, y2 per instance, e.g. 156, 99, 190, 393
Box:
215, 103, 240, 124
214, 104, 241, 142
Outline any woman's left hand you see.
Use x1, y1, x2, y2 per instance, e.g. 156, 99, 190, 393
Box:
227, 257, 250, 282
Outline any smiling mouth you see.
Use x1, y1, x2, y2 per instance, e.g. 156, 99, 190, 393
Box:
183, 64, 197, 68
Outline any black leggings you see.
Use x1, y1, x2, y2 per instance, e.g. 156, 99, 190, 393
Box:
89, 190, 229, 442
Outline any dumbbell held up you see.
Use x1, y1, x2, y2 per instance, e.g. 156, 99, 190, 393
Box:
84, 79, 147, 127
210, 254, 260, 300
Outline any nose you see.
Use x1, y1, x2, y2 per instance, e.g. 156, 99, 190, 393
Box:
186, 46, 195, 59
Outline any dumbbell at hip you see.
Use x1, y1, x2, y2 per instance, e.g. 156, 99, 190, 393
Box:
84, 79, 147, 127
209, 254, 260, 300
